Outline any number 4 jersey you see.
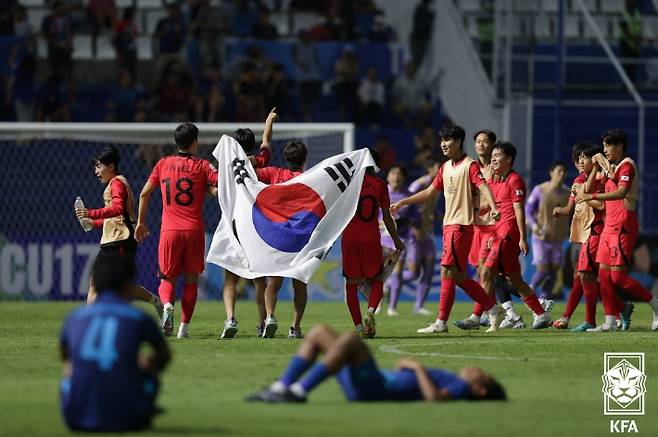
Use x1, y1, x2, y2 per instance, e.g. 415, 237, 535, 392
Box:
148, 152, 218, 232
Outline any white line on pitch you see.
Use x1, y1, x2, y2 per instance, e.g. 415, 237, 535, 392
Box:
378, 344, 556, 362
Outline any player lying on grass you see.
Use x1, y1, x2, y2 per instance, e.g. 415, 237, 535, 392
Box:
245, 324, 506, 403
60, 253, 170, 432
75, 146, 163, 318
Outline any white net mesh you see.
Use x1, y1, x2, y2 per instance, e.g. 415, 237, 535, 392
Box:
0, 122, 353, 300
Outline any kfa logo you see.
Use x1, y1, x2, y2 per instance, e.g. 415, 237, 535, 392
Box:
323, 158, 355, 192
610, 420, 638, 433
602, 353, 646, 415
232, 158, 250, 185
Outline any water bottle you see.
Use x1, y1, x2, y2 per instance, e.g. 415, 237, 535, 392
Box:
75, 196, 92, 232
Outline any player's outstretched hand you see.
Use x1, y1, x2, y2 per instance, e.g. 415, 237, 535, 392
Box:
75, 208, 88, 219
390, 202, 402, 214
267, 107, 278, 122
135, 223, 150, 243
552, 206, 562, 217
519, 239, 529, 256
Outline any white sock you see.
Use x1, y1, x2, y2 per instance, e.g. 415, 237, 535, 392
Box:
289, 383, 306, 398
605, 315, 616, 327
179, 322, 188, 331
270, 381, 286, 394
502, 301, 519, 319
437, 319, 447, 326
163, 302, 174, 312
649, 297, 658, 314
367, 307, 375, 315
355, 323, 364, 332
487, 305, 501, 319
469, 313, 481, 322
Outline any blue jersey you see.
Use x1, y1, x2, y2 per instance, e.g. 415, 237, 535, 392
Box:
59, 292, 165, 431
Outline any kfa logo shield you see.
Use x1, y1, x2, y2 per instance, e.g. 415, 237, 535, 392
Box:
602, 353, 646, 415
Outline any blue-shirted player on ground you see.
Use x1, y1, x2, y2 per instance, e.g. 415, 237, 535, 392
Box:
245, 324, 506, 403
59, 253, 171, 432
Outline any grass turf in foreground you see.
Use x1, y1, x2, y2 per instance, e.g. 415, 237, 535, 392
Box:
1, 301, 657, 437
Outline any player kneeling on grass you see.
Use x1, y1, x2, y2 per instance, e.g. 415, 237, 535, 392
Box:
59, 253, 171, 432
342, 149, 405, 338
246, 324, 506, 403
75, 146, 163, 318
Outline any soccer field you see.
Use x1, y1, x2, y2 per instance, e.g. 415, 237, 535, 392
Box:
3, 301, 657, 437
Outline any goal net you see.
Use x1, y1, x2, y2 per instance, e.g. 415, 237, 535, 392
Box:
0, 122, 354, 301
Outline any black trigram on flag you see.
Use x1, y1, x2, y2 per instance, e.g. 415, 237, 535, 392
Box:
323, 158, 355, 192
233, 158, 250, 185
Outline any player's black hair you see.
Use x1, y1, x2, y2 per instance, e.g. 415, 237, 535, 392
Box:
284, 140, 307, 170
93, 146, 120, 172
174, 122, 199, 150
233, 128, 256, 154
601, 129, 628, 151
388, 164, 407, 178
578, 140, 603, 158
571, 141, 586, 162
492, 141, 517, 165
92, 253, 135, 294
473, 129, 497, 144
549, 161, 567, 172
438, 123, 466, 149
481, 377, 507, 401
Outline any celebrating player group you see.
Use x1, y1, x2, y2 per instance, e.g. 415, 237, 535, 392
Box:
76, 111, 658, 339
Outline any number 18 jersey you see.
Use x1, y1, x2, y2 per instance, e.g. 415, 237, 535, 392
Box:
148, 152, 218, 232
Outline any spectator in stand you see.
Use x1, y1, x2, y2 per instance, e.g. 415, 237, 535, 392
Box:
358, 67, 384, 126
194, 61, 226, 122
410, 0, 434, 66
35, 74, 70, 122
266, 63, 288, 117
41, 2, 74, 82
235, 62, 266, 122
189, 0, 227, 67
233, 0, 258, 37
112, 7, 137, 78
152, 59, 197, 122
253, 8, 278, 39
369, 14, 396, 42
353, 0, 377, 39
374, 136, 397, 173
306, 15, 339, 41
154, 4, 187, 73
413, 125, 439, 168
392, 61, 432, 128
106, 70, 146, 122
619, 0, 642, 81
294, 31, 322, 121
87, 0, 117, 55
333, 45, 360, 121
8, 38, 36, 121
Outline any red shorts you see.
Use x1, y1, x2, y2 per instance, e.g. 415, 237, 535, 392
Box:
158, 230, 206, 278
441, 225, 473, 272
577, 233, 600, 272
482, 237, 521, 274
469, 225, 494, 267
341, 241, 383, 278
595, 230, 637, 267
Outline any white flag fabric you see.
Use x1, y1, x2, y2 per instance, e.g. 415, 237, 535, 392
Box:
206, 135, 376, 283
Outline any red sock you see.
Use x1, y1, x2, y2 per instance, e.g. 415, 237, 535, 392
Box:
563, 278, 583, 318
522, 293, 545, 315
439, 277, 456, 321
581, 280, 599, 326
460, 278, 495, 311
158, 280, 175, 304
472, 302, 485, 317
181, 283, 198, 323
367, 280, 383, 311
598, 269, 617, 316
346, 283, 362, 326
610, 270, 653, 302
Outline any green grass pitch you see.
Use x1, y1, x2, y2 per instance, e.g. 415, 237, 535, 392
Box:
2, 300, 657, 437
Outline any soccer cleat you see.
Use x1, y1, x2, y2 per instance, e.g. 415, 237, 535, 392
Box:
620, 303, 634, 331
161, 303, 174, 337
244, 387, 306, 403
245, 388, 273, 402
479, 313, 491, 327
417, 321, 448, 334
288, 326, 303, 339
540, 298, 554, 313
500, 315, 525, 329
154, 300, 164, 324
587, 323, 616, 332
221, 318, 238, 339
532, 312, 552, 329
552, 318, 569, 329
570, 322, 596, 332
262, 316, 278, 338
363, 313, 376, 338
413, 307, 432, 316
387, 308, 399, 316
177, 325, 189, 339
485, 310, 505, 333
256, 324, 264, 338
452, 318, 480, 330
652, 320, 658, 331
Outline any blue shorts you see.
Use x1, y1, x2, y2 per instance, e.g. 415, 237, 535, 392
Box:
335, 358, 389, 401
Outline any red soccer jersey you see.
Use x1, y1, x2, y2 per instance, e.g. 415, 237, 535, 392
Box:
342, 173, 390, 243
431, 158, 485, 191
256, 166, 302, 184
252, 148, 271, 168
490, 170, 526, 240
148, 152, 218, 232
603, 162, 636, 231
569, 172, 605, 234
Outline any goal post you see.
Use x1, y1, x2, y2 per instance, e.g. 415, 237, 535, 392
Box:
0, 122, 355, 301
